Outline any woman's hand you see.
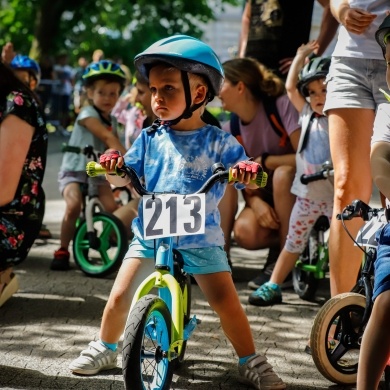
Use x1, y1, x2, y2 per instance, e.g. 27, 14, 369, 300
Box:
340, 7, 377, 35
250, 195, 280, 230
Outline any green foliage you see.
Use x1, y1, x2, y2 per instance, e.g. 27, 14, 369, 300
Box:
0, 0, 238, 68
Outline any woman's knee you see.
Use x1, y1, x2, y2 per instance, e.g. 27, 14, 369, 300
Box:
273, 166, 295, 192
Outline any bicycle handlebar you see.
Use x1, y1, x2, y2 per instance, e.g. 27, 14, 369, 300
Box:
300, 168, 334, 185
86, 161, 268, 197
336, 199, 381, 222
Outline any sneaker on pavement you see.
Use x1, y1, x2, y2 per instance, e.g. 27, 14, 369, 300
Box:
51, 247, 70, 271
238, 354, 286, 390
248, 272, 293, 290
69, 340, 118, 375
248, 282, 282, 306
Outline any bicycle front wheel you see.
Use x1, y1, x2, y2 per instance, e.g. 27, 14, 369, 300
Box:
73, 211, 128, 277
122, 295, 173, 390
310, 292, 366, 385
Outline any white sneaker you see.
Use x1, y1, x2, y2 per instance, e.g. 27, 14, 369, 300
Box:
69, 340, 118, 375
238, 354, 286, 390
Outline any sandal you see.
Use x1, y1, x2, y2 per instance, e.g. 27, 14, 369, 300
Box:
0, 268, 19, 307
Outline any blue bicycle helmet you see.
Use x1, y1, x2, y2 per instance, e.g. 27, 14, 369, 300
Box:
134, 35, 224, 125
10, 54, 41, 83
375, 14, 390, 58
82, 60, 126, 88
297, 56, 331, 97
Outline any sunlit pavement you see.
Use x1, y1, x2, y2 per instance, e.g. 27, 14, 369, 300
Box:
1, 133, 381, 390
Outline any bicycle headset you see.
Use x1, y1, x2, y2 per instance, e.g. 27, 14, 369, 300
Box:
134, 34, 224, 126
10, 54, 41, 84
375, 13, 390, 58
82, 60, 126, 90
296, 57, 331, 97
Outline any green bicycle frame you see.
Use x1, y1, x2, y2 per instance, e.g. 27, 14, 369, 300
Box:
129, 236, 190, 361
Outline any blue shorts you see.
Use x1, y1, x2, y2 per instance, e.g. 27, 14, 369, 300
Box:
373, 224, 390, 301
124, 237, 231, 275
323, 57, 387, 113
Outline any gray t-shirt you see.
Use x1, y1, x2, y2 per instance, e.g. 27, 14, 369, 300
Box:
290, 103, 333, 201
60, 105, 119, 172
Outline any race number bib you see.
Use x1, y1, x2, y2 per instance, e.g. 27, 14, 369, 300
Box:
143, 194, 206, 239
355, 209, 386, 248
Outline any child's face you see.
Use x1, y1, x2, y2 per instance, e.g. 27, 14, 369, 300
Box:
14, 69, 37, 91
306, 78, 327, 116
148, 64, 188, 121
87, 80, 121, 114
135, 81, 153, 119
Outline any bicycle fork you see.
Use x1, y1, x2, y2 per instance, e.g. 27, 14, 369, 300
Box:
129, 237, 199, 361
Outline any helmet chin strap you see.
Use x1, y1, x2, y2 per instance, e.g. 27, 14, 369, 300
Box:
150, 71, 207, 130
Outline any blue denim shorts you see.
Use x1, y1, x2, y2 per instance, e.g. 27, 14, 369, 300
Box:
124, 237, 231, 275
373, 224, 390, 301
323, 57, 387, 113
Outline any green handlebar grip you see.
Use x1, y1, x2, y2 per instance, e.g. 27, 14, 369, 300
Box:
86, 161, 107, 177
228, 169, 268, 188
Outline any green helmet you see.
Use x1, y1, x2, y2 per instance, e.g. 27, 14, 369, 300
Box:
82, 60, 126, 87
375, 14, 390, 58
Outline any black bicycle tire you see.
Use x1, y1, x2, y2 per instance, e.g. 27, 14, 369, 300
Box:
122, 294, 173, 390
293, 230, 320, 300
310, 292, 366, 385
73, 211, 128, 277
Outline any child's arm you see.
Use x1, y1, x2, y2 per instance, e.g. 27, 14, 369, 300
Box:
231, 160, 262, 189
79, 117, 127, 155
371, 141, 390, 200
285, 41, 319, 113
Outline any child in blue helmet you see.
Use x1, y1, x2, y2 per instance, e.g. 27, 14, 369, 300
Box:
357, 14, 390, 389
10, 54, 41, 91
248, 41, 333, 307
69, 35, 286, 390
52, 60, 127, 271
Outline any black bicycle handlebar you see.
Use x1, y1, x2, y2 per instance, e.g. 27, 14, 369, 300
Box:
300, 168, 334, 185
336, 199, 381, 222
86, 161, 267, 197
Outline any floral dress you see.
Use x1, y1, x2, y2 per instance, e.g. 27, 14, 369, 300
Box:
0, 91, 48, 269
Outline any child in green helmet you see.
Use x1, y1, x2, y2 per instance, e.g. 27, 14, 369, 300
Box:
52, 60, 127, 271
69, 35, 286, 390
357, 14, 390, 389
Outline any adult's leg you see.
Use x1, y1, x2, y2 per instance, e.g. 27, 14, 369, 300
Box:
328, 108, 374, 296
357, 291, 390, 389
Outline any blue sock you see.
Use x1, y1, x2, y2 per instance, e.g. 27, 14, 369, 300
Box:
100, 339, 118, 352
239, 353, 256, 366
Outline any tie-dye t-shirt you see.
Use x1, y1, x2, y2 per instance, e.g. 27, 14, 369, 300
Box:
124, 123, 248, 249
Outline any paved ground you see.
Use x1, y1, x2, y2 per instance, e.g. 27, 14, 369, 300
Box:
0, 133, 382, 389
